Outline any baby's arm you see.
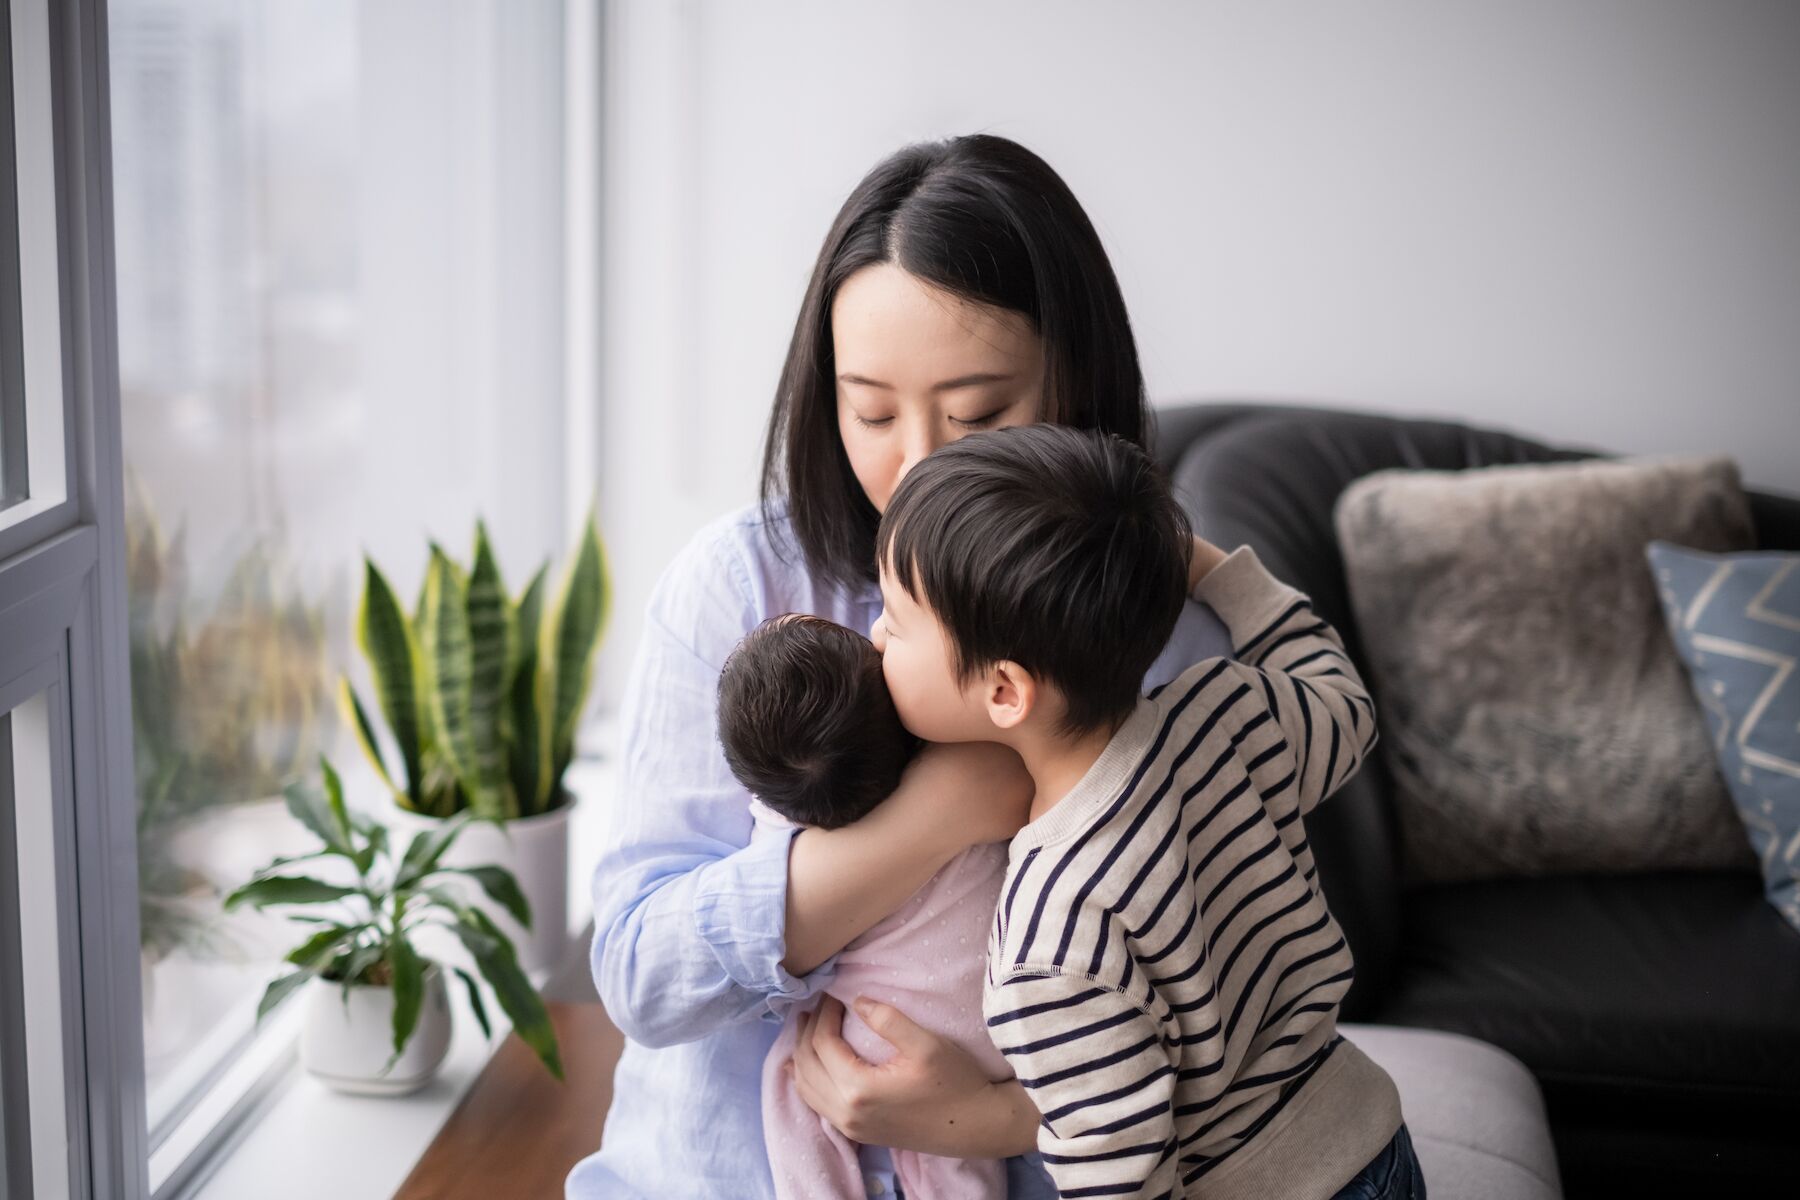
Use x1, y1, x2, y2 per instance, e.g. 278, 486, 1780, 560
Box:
783, 741, 1033, 974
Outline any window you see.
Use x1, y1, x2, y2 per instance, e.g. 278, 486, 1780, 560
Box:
2, 1, 593, 1193
1, 0, 143, 1196
105, 0, 581, 1190
0, 0, 71, 551
1, 693, 77, 1200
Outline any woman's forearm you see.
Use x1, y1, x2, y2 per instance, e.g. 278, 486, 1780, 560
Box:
781, 793, 958, 975
956, 1079, 1042, 1159
783, 741, 1033, 975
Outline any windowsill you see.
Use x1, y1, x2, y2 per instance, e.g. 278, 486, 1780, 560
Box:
180, 740, 618, 1200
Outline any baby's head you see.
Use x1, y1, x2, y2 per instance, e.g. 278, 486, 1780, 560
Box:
717, 614, 919, 829
872, 425, 1190, 744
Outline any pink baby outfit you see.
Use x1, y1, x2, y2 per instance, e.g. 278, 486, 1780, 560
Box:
752, 798, 1014, 1200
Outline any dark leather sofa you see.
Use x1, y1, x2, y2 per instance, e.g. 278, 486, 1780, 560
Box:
1155, 403, 1800, 1197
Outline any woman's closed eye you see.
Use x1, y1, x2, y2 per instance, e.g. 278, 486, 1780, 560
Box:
950, 408, 1006, 429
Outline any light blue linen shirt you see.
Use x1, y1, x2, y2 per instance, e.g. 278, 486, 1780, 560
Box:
566, 500, 1233, 1199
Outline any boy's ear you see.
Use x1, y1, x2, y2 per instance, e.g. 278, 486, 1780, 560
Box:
983, 660, 1036, 730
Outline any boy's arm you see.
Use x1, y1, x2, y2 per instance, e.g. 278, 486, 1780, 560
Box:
985, 971, 1179, 1198
1190, 542, 1378, 816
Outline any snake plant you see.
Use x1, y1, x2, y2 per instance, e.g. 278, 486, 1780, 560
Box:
224, 758, 562, 1079
341, 515, 610, 820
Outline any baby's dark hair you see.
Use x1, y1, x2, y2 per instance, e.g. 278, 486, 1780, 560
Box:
877, 425, 1191, 737
717, 614, 918, 829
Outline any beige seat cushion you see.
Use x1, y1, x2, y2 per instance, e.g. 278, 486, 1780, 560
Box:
1344, 1024, 1561, 1200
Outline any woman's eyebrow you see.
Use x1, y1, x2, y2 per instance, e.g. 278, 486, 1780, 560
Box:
932, 372, 1013, 393
836, 371, 1014, 392
837, 373, 892, 389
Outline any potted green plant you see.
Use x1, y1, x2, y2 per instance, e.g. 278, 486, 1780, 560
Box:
224, 758, 563, 1095
339, 515, 609, 971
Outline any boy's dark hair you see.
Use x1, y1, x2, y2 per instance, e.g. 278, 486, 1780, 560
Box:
717, 615, 918, 830
877, 426, 1191, 737
759, 134, 1154, 592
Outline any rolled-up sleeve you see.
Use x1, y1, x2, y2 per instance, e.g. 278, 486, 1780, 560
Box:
589, 521, 835, 1048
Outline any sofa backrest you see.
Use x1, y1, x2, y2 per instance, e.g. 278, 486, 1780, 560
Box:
1152, 402, 1800, 1015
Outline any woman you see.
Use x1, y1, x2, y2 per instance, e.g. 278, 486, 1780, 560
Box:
567, 134, 1233, 1199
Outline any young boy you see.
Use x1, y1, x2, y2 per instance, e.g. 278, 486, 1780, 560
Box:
871, 426, 1418, 1200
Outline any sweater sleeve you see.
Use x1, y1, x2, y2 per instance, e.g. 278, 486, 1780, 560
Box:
587, 521, 835, 1047
1191, 547, 1379, 818
985, 970, 1179, 1198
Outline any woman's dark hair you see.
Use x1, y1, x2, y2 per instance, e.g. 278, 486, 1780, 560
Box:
717, 615, 918, 829
761, 134, 1152, 592
877, 425, 1191, 738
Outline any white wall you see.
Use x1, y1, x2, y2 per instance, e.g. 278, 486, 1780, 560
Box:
597, 0, 1800, 701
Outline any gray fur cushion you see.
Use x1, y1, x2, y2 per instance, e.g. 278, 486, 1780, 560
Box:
1335, 457, 1756, 882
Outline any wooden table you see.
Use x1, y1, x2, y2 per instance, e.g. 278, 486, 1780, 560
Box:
394, 1003, 625, 1199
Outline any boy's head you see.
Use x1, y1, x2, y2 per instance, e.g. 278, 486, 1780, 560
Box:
872, 425, 1190, 743
717, 614, 919, 829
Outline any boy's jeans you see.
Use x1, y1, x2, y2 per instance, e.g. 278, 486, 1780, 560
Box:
888, 1126, 1425, 1199
1330, 1124, 1428, 1200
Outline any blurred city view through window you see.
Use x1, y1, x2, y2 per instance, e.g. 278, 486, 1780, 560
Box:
109, 0, 571, 1139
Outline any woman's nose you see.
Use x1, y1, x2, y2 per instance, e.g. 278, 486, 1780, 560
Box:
869, 613, 887, 651
896, 426, 944, 489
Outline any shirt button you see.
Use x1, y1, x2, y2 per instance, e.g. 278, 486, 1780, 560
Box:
866, 1179, 887, 1197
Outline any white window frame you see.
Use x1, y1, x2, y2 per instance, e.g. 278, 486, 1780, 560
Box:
0, 0, 147, 1196
0, 0, 72, 553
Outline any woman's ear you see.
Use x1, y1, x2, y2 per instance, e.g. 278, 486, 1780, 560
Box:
983, 661, 1036, 730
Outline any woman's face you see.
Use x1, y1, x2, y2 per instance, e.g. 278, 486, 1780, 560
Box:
831, 263, 1044, 513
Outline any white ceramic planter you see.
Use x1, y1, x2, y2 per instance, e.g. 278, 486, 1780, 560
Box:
300, 966, 452, 1096
388, 798, 574, 974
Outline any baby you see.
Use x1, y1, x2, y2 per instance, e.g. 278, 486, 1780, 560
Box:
717, 614, 1014, 1199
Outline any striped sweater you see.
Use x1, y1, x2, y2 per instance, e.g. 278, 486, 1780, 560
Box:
982, 547, 1400, 1200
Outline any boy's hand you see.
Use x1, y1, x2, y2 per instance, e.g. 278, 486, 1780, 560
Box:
1188, 534, 1229, 592
895, 741, 1034, 851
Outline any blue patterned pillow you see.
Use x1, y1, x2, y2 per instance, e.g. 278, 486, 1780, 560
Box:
1647, 541, 1800, 933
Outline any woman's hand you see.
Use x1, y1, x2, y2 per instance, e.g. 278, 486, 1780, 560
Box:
786, 995, 1040, 1158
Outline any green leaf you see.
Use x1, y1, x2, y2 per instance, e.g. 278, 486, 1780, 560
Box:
284, 924, 358, 969
355, 823, 390, 877
452, 967, 491, 1040
253, 849, 333, 875
467, 524, 512, 817
387, 936, 425, 1066
319, 756, 354, 851
256, 970, 315, 1024
336, 941, 385, 1003
420, 548, 485, 814
434, 865, 531, 929
338, 679, 395, 794
506, 566, 550, 816
545, 513, 610, 795
510, 566, 547, 681
223, 875, 359, 912
283, 781, 352, 858
395, 812, 472, 890
357, 559, 424, 807
451, 908, 562, 1081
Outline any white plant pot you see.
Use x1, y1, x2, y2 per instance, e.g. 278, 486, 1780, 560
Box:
389, 798, 574, 975
300, 967, 452, 1096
